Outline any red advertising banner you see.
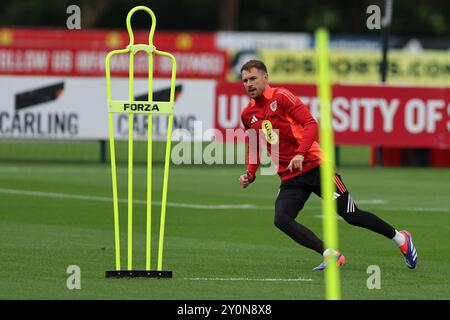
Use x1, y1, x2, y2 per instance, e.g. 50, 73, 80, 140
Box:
215, 82, 450, 148
0, 46, 228, 79
0, 28, 216, 51
0, 28, 226, 79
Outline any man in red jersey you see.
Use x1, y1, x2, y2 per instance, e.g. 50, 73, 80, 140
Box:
238, 60, 418, 270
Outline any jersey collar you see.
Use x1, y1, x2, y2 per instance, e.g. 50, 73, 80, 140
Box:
255, 85, 275, 103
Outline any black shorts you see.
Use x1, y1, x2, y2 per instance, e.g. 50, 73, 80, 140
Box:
275, 166, 351, 218
278, 166, 347, 196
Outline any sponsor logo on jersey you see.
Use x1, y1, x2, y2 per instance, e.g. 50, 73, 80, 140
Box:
261, 120, 279, 145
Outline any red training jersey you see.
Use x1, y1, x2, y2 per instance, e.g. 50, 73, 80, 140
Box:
241, 86, 322, 181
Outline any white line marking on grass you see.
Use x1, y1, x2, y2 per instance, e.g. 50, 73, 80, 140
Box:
0, 167, 109, 174
0, 166, 238, 176
1, 187, 448, 213
387, 207, 450, 212
0, 188, 269, 210
314, 215, 344, 220
312, 207, 450, 214
356, 200, 387, 204
183, 277, 313, 282
0, 188, 112, 202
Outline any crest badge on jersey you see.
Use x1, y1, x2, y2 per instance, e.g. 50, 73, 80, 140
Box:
270, 100, 277, 112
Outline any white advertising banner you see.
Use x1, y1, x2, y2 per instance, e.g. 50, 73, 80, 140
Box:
0, 76, 215, 141
216, 32, 311, 50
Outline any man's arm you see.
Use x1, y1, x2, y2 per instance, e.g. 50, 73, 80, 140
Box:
240, 113, 260, 188
278, 89, 318, 172
278, 89, 318, 156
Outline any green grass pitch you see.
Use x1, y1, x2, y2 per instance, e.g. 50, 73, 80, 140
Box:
0, 162, 449, 299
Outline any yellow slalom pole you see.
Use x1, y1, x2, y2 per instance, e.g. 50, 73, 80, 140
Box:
108, 114, 121, 270
146, 53, 154, 271
127, 51, 135, 271
315, 28, 341, 300
157, 50, 177, 271
105, 50, 128, 271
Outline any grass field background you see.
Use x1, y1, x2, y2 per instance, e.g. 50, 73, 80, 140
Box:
0, 145, 449, 299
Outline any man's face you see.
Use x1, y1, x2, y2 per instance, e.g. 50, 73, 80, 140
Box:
241, 68, 268, 99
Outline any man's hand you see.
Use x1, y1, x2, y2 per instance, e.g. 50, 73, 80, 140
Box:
239, 171, 255, 188
287, 155, 305, 172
